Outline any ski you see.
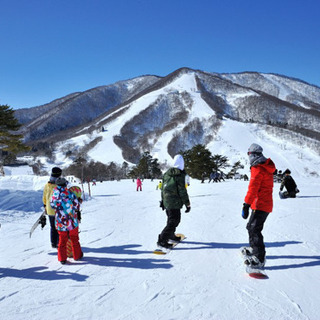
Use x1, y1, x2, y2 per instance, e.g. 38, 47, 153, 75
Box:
29, 211, 46, 238
153, 233, 186, 255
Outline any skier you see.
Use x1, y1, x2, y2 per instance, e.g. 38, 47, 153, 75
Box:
50, 177, 83, 264
241, 143, 276, 268
42, 167, 62, 248
156, 180, 162, 190
158, 154, 191, 249
279, 169, 299, 198
136, 178, 142, 191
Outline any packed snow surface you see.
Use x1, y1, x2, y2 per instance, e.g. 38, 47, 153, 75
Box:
1, 173, 320, 320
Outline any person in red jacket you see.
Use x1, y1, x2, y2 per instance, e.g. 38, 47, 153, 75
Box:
136, 178, 142, 191
241, 143, 276, 268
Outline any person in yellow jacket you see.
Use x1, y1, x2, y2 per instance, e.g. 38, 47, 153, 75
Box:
43, 167, 62, 248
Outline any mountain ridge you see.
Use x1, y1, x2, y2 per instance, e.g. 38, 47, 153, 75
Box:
14, 68, 320, 169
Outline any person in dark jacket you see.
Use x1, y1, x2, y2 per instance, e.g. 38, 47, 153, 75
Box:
158, 154, 191, 249
279, 169, 299, 198
42, 167, 62, 248
241, 143, 276, 268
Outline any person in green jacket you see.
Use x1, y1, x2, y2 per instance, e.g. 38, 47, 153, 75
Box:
158, 154, 191, 249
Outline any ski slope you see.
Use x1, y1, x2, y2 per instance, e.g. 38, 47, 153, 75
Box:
0, 174, 319, 320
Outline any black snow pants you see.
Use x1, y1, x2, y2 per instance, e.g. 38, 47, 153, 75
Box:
49, 215, 59, 247
246, 210, 269, 262
160, 209, 181, 242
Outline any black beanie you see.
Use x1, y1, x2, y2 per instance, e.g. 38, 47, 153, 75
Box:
51, 167, 62, 178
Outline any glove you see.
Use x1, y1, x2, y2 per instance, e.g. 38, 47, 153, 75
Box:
185, 205, 191, 213
242, 203, 250, 219
159, 200, 165, 211
39, 215, 46, 228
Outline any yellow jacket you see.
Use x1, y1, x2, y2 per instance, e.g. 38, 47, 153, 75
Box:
43, 182, 57, 216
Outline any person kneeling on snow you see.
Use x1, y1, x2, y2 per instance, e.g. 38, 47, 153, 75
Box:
279, 169, 299, 198
50, 177, 83, 264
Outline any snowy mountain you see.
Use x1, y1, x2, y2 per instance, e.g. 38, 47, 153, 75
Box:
15, 68, 320, 174
14, 75, 160, 142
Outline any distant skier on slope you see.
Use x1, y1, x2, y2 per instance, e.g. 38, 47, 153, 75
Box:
42, 167, 62, 248
157, 154, 191, 249
241, 143, 276, 269
136, 178, 142, 191
279, 169, 300, 198
50, 177, 83, 264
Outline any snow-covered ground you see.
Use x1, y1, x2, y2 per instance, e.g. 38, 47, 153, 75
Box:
1, 172, 320, 320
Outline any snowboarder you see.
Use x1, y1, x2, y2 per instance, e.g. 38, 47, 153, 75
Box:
242, 143, 276, 268
136, 178, 142, 191
279, 169, 299, 198
42, 167, 62, 248
50, 177, 83, 264
158, 154, 191, 249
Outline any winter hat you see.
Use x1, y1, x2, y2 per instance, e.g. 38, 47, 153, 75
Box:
173, 154, 184, 170
56, 177, 67, 187
248, 143, 263, 154
247, 143, 267, 166
51, 167, 62, 178
284, 169, 291, 174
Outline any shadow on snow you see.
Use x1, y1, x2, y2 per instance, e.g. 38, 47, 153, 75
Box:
265, 255, 320, 270
176, 240, 319, 270
176, 240, 301, 251
0, 266, 88, 282
47, 245, 173, 270
80, 245, 172, 269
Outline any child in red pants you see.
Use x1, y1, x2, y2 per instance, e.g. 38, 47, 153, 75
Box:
50, 177, 83, 264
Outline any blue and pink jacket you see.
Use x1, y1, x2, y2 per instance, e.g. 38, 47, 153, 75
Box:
50, 186, 80, 231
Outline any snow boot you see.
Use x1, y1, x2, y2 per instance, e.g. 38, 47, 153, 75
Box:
241, 247, 253, 256
168, 234, 182, 244
60, 260, 67, 265
245, 255, 265, 269
157, 235, 173, 249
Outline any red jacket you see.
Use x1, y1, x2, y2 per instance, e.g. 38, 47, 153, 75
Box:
244, 158, 276, 213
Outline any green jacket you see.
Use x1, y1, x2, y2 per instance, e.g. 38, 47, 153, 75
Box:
161, 168, 190, 209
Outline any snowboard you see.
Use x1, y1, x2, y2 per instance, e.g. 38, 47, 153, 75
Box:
67, 238, 73, 258
240, 247, 268, 279
153, 233, 186, 255
29, 211, 46, 238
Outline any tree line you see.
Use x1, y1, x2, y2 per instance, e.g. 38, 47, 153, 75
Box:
63, 146, 243, 182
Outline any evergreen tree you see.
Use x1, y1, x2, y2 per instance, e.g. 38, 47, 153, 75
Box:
0, 104, 29, 164
228, 160, 244, 178
149, 158, 162, 179
212, 154, 230, 173
130, 151, 162, 179
182, 144, 214, 179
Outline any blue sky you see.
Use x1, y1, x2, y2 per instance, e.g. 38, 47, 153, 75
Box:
1, 0, 320, 109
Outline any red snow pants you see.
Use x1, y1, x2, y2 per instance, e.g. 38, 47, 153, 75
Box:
57, 227, 82, 261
